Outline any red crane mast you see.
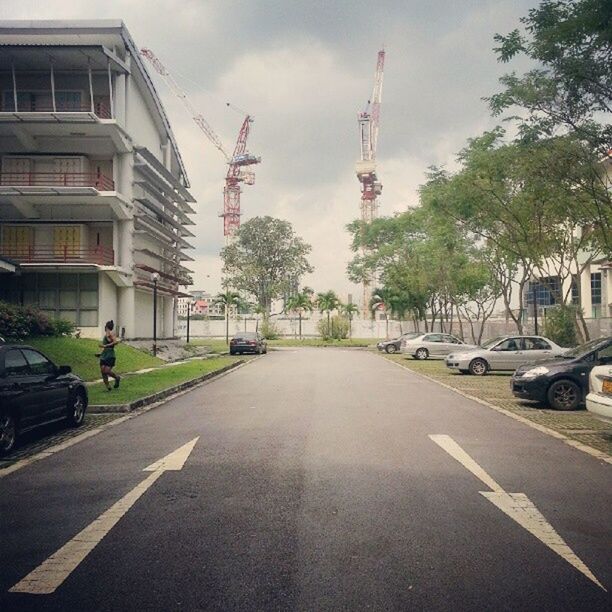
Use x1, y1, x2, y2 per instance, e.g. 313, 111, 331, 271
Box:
140, 49, 260, 240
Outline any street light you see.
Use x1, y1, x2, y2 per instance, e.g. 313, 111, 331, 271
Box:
186, 299, 191, 344
151, 272, 160, 356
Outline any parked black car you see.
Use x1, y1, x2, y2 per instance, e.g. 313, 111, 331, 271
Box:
511, 337, 612, 411
229, 332, 267, 355
377, 332, 420, 354
0, 344, 88, 454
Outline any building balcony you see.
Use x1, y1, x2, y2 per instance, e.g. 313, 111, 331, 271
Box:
0, 171, 114, 193
0, 245, 114, 266
0, 98, 112, 121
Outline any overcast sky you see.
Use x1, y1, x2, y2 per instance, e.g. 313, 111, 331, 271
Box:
1, 0, 537, 299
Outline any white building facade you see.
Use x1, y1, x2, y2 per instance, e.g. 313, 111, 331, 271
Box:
0, 20, 195, 339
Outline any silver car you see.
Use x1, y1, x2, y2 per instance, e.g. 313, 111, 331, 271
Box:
401, 333, 476, 360
445, 335, 566, 375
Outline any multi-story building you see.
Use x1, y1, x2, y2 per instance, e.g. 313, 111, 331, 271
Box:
0, 20, 195, 339
177, 291, 226, 318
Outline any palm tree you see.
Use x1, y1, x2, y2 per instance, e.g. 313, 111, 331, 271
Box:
341, 302, 360, 338
316, 290, 340, 331
370, 289, 390, 338
215, 290, 241, 344
286, 291, 314, 340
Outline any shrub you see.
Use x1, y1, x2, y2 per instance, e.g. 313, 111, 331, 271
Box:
318, 315, 349, 340
0, 301, 75, 339
260, 318, 280, 339
543, 305, 579, 347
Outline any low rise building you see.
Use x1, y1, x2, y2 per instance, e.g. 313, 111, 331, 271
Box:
0, 20, 195, 338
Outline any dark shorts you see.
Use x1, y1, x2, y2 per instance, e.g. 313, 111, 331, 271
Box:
100, 358, 116, 368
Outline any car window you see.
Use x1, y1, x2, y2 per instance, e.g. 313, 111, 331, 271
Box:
425, 334, 443, 342
4, 349, 29, 377
443, 335, 461, 344
494, 338, 520, 351
21, 349, 55, 375
596, 344, 612, 364
523, 337, 551, 350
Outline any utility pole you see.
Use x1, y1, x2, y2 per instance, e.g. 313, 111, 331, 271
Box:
533, 282, 539, 335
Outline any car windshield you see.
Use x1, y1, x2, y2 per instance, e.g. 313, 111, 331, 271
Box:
481, 336, 505, 349
400, 333, 419, 340
559, 337, 609, 359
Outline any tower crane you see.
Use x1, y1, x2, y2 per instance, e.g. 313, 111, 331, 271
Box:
356, 49, 385, 315
140, 49, 260, 241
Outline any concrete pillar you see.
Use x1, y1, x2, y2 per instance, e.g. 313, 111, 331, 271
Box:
114, 73, 125, 126
580, 265, 593, 319
118, 286, 136, 339
98, 272, 118, 335
163, 296, 175, 338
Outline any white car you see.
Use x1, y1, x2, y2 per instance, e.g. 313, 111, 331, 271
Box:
400, 333, 476, 360
445, 335, 566, 376
586, 365, 612, 424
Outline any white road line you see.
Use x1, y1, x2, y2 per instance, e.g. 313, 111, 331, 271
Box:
429, 434, 606, 591
9, 437, 199, 595
429, 434, 504, 492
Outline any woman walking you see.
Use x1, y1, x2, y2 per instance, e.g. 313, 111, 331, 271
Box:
99, 320, 121, 391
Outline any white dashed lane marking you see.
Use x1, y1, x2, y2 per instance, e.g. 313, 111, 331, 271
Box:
429, 434, 606, 591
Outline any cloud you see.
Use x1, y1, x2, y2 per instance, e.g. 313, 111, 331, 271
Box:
1, 0, 537, 301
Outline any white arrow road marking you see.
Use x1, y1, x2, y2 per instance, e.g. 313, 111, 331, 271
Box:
429, 434, 605, 591
9, 437, 200, 596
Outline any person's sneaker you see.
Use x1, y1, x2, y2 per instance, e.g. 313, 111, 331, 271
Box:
106, 386, 112, 392
114, 376, 121, 389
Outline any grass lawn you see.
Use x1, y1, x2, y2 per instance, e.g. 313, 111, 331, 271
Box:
88, 355, 239, 405
187, 338, 230, 353
19, 337, 163, 382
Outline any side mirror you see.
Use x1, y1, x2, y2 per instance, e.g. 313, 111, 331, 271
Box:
58, 365, 72, 375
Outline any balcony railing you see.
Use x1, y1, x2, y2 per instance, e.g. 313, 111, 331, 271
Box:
0, 246, 115, 266
0, 172, 115, 191
1, 100, 112, 119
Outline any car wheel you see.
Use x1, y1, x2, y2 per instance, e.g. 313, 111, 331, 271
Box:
414, 348, 429, 360
547, 379, 581, 411
385, 344, 398, 354
229, 349, 236, 355
263, 347, 268, 354
67, 390, 87, 427
469, 358, 488, 376
0, 412, 17, 455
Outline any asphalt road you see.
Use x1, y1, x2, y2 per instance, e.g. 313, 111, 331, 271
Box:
1, 348, 611, 611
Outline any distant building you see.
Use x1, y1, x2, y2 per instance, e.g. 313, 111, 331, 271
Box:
0, 20, 196, 338
177, 291, 226, 318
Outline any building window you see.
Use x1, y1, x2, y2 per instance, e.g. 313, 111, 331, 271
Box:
21, 272, 99, 326
591, 272, 602, 318
525, 277, 560, 308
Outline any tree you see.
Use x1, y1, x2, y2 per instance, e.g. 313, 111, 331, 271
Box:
489, 0, 612, 151
286, 290, 314, 340
340, 302, 360, 338
221, 216, 314, 315
215, 290, 241, 345
316, 291, 340, 331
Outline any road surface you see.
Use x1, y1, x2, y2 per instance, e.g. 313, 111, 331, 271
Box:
1, 348, 611, 611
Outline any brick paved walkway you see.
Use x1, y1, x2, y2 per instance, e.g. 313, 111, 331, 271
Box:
0, 414, 122, 471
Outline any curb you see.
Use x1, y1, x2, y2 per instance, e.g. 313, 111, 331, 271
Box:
380, 354, 612, 466
88, 360, 244, 413
0, 357, 259, 479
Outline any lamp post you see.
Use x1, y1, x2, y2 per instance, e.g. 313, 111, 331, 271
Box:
186, 299, 191, 344
151, 272, 159, 356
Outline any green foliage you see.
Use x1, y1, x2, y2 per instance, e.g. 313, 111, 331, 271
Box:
318, 315, 349, 340
221, 216, 314, 314
544, 305, 579, 347
17, 337, 162, 381
260, 318, 281, 340
0, 302, 76, 339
